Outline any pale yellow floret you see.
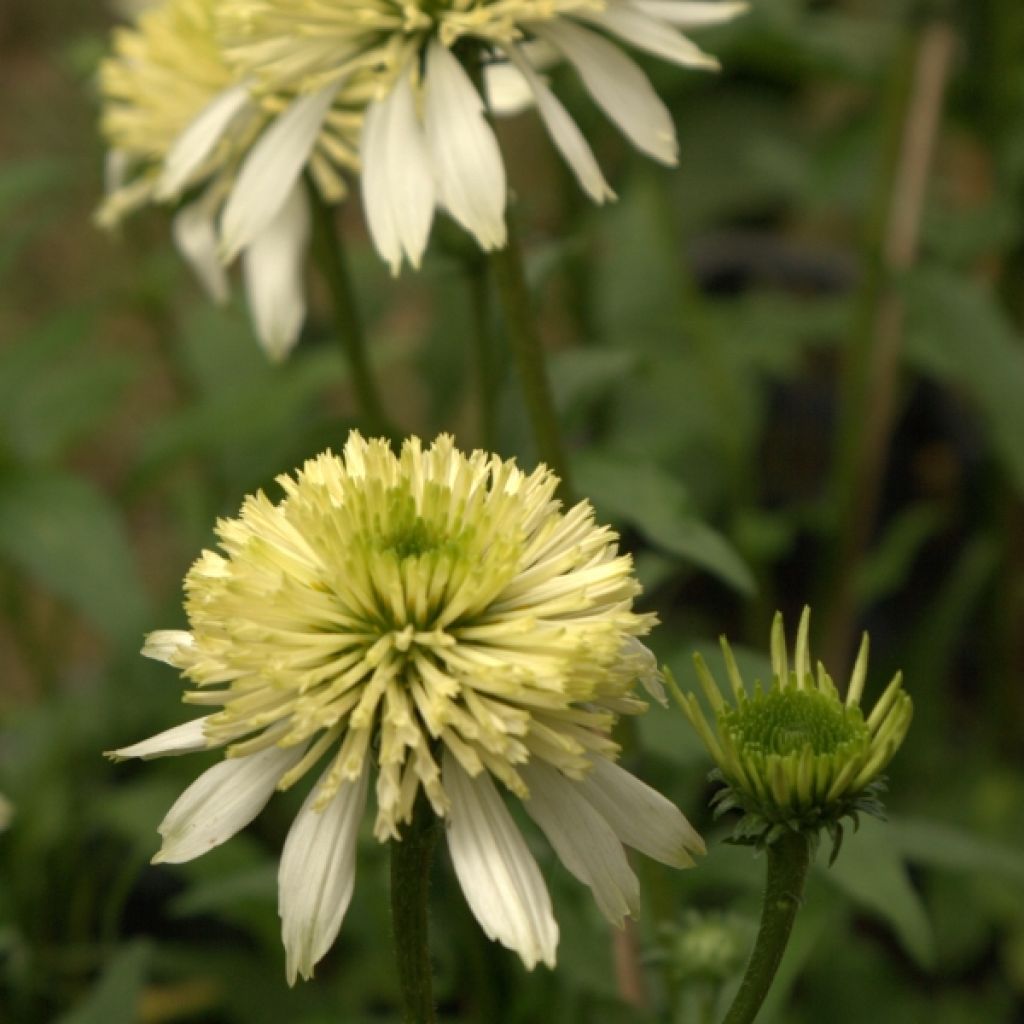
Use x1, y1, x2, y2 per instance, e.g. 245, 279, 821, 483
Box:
163, 434, 657, 840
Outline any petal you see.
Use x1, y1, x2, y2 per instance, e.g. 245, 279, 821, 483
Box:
484, 62, 535, 117
576, 757, 705, 866
503, 42, 614, 204
141, 629, 195, 666
443, 750, 558, 969
279, 758, 369, 985
221, 82, 337, 262
520, 761, 638, 926
423, 41, 507, 252
242, 181, 311, 361
361, 70, 436, 274
107, 717, 213, 762
532, 20, 678, 165
173, 201, 231, 305
154, 744, 304, 864
629, 0, 749, 28
157, 83, 253, 199
577, 3, 722, 70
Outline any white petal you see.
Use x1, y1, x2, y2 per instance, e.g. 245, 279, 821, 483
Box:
105, 148, 131, 194
443, 750, 558, 969
629, 0, 749, 28
520, 761, 638, 926
577, 3, 721, 70
141, 629, 195, 666
484, 62, 535, 117
242, 181, 310, 361
279, 759, 369, 985
173, 202, 231, 305
503, 43, 614, 204
157, 83, 252, 199
221, 83, 337, 262
423, 41, 507, 251
361, 71, 436, 274
154, 744, 304, 864
108, 717, 213, 762
532, 20, 678, 165
576, 757, 705, 866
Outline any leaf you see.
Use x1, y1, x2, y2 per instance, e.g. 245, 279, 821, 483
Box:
0, 470, 149, 642
574, 454, 755, 594
887, 817, 1024, 885
56, 942, 150, 1024
820, 817, 934, 968
904, 268, 1024, 497
548, 348, 639, 416
855, 503, 945, 605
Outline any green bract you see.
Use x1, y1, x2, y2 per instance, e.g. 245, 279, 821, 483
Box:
670, 608, 912, 856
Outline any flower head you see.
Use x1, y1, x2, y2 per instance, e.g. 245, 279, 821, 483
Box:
111, 433, 702, 981
97, 0, 369, 358
215, 0, 748, 272
671, 608, 912, 856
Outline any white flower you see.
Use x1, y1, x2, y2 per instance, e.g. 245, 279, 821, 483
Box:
217, 0, 748, 272
110, 433, 703, 981
97, 0, 367, 359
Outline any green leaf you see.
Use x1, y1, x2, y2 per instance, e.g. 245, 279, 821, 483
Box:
887, 817, 1024, 885
904, 268, 1024, 497
56, 942, 150, 1024
574, 454, 755, 594
855, 503, 945, 605
820, 817, 935, 968
0, 470, 149, 641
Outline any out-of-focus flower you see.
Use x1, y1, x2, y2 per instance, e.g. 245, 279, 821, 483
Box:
110, 433, 703, 982
671, 608, 912, 854
0, 794, 13, 833
97, 0, 369, 358
215, 0, 748, 273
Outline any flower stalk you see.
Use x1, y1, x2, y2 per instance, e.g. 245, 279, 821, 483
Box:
488, 220, 573, 496
391, 794, 439, 1024
308, 180, 394, 437
722, 830, 811, 1024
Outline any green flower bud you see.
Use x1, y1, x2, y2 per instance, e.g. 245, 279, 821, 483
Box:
669, 608, 912, 858
659, 910, 756, 987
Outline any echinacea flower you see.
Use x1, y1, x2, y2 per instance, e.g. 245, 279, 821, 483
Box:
110, 433, 703, 981
671, 608, 912, 854
97, 0, 370, 358
215, 0, 748, 272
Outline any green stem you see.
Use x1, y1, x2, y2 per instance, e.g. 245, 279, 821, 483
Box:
307, 180, 393, 437
465, 255, 499, 450
487, 219, 573, 497
722, 831, 812, 1024
390, 796, 439, 1024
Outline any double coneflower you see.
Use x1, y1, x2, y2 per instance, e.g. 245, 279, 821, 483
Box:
218, 0, 747, 272
111, 434, 703, 982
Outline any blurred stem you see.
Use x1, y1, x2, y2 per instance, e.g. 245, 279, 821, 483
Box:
822, 22, 956, 668
308, 180, 394, 437
722, 831, 812, 1024
464, 254, 499, 449
390, 794, 438, 1024
488, 218, 573, 497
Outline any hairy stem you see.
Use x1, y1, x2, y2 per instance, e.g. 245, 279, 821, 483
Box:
722, 831, 812, 1024
308, 181, 394, 436
488, 219, 573, 497
390, 795, 439, 1024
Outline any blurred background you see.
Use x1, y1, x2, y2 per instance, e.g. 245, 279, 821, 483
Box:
2, 0, 1024, 1021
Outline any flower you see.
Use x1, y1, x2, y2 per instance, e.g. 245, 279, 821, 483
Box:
97, 0, 370, 359
110, 433, 703, 981
215, 0, 748, 272
670, 608, 912, 855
